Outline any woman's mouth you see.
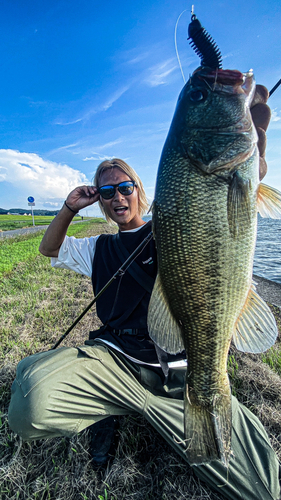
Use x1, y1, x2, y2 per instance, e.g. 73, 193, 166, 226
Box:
114, 206, 128, 215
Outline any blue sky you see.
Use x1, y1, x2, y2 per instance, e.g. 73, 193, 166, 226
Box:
0, 0, 281, 216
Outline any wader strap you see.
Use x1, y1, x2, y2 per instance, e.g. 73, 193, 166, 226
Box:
111, 232, 154, 294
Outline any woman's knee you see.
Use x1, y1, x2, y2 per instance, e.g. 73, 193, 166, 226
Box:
8, 378, 43, 440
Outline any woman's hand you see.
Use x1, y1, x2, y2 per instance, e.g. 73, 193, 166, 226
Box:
65, 185, 100, 212
250, 84, 271, 180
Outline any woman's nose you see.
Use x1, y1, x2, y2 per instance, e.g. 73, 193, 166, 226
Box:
113, 188, 124, 201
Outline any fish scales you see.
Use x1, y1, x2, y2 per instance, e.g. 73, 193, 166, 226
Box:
147, 67, 279, 466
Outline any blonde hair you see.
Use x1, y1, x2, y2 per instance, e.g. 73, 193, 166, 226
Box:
93, 158, 149, 223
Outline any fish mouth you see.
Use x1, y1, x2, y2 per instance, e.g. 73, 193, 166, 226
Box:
194, 68, 255, 98
196, 69, 245, 86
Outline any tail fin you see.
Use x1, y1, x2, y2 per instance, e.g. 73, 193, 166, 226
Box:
184, 382, 232, 466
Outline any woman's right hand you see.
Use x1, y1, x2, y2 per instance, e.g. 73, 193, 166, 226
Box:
65, 185, 100, 212
39, 186, 100, 257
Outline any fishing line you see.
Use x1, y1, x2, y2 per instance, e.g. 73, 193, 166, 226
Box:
174, 8, 189, 83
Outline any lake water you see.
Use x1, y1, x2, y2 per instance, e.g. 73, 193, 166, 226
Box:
254, 216, 281, 284
143, 215, 281, 285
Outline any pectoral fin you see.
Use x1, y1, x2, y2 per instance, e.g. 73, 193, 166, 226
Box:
147, 273, 185, 355
257, 183, 281, 218
227, 171, 251, 238
232, 283, 278, 353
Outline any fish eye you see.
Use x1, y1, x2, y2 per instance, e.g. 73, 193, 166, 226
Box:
189, 89, 207, 102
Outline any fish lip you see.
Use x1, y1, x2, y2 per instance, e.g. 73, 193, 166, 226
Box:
191, 68, 255, 99
196, 69, 245, 87
194, 68, 254, 86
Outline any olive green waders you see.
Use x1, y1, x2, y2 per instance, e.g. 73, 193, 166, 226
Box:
8, 343, 280, 500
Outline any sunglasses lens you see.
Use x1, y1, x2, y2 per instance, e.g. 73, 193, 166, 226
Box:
99, 186, 115, 199
98, 181, 135, 199
118, 181, 134, 195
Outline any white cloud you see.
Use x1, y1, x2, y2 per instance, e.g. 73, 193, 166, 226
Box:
47, 142, 80, 156
102, 86, 130, 111
271, 109, 281, 122
128, 51, 151, 64
83, 154, 116, 162
82, 139, 123, 162
222, 51, 235, 60
0, 166, 7, 180
96, 139, 123, 151
144, 59, 178, 87
55, 86, 131, 126
43, 200, 62, 208
0, 149, 88, 203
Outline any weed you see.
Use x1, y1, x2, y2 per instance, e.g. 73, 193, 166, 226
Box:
262, 346, 281, 376
98, 490, 108, 500
0, 219, 104, 276
227, 353, 242, 397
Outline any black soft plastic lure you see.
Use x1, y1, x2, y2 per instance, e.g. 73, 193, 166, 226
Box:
188, 14, 222, 69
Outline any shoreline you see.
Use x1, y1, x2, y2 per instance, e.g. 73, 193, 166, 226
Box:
253, 274, 281, 309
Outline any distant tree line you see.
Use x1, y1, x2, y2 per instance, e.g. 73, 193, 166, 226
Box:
0, 208, 75, 216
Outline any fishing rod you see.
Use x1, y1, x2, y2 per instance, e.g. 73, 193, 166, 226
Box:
51, 230, 153, 349
53, 16, 280, 350
269, 79, 281, 97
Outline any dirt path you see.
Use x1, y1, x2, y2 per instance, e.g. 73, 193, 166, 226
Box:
0, 219, 92, 239
0, 225, 49, 238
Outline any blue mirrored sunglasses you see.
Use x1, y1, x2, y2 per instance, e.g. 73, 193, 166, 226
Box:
97, 180, 137, 200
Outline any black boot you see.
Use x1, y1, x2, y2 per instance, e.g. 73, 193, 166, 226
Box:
89, 416, 118, 467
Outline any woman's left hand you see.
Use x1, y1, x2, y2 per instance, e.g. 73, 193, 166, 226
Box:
250, 84, 271, 180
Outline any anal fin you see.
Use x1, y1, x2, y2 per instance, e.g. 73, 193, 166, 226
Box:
233, 282, 278, 353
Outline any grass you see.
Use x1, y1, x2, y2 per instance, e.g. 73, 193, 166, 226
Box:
0, 222, 281, 499
0, 215, 57, 231
0, 214, 104, 231
0, 219, 104, 276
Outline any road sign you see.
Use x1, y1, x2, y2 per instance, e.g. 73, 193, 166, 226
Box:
27, 197, 35, 226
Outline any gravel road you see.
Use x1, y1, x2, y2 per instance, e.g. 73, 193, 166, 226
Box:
0, 219, 87, 239
0, 225, 49, 239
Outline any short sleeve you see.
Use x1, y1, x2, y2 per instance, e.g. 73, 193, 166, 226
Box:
51, 235, 100, 277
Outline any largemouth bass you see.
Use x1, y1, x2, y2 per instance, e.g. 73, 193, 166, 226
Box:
148, 67, 281, 466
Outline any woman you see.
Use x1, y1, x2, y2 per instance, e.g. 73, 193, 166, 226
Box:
8, 88, 280, 500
